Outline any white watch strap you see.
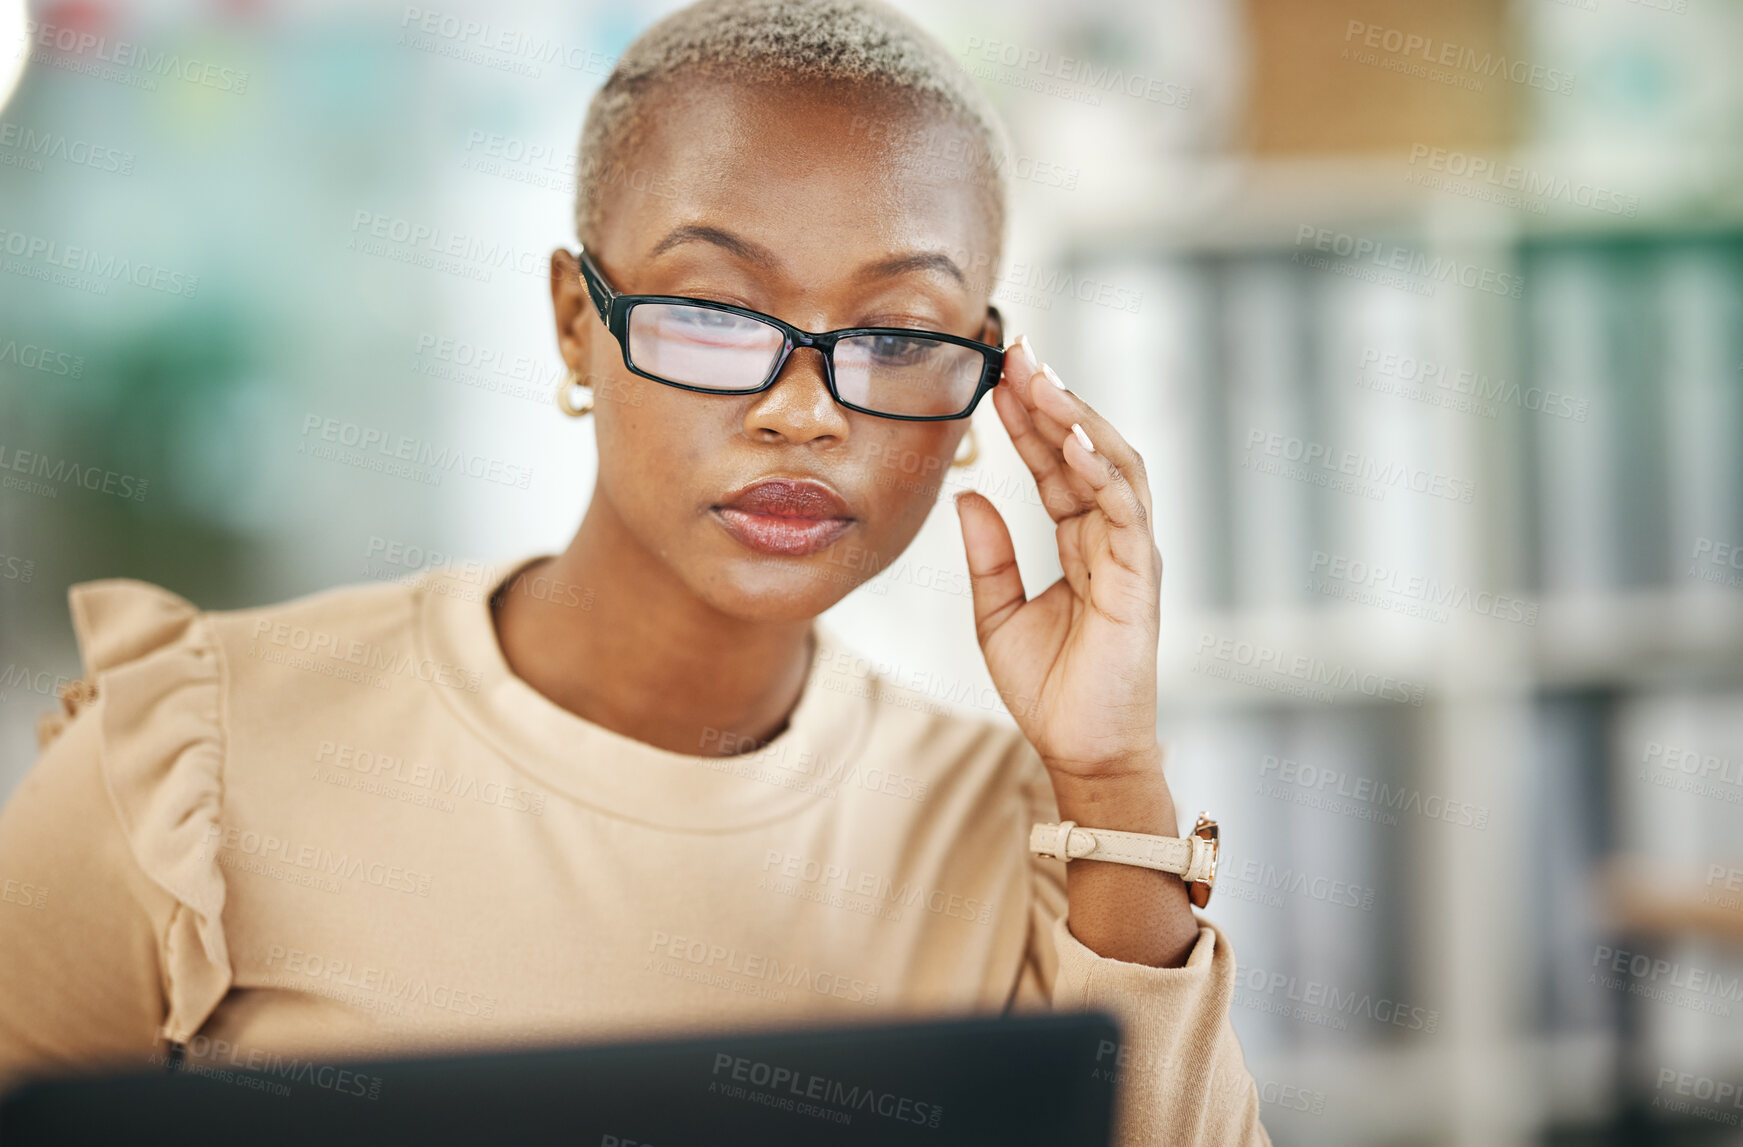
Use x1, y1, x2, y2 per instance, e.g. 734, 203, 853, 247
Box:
1029, 821, 1215, 884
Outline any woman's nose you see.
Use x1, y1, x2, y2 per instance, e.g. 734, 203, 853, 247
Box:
742, 346, 851, 445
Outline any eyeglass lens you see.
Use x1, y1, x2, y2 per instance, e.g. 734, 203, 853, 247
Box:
624, 302, 984, 418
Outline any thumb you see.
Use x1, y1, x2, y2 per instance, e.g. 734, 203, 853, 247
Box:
955, 490, 1026, 642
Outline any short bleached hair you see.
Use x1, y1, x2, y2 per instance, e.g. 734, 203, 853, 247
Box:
572, 0, 1010, 273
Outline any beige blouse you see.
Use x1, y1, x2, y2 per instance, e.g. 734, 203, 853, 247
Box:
0, 559, 1268, 1144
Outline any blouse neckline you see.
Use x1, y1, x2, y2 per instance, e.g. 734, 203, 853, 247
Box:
413, 554, 874, 832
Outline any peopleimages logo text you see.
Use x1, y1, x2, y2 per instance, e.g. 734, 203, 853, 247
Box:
1259, 755, 1490, 829
21, 19, 251, 92
1295, 225, 1524, 299
1406, 145, 1638, 217
0, 226, 199, 297
1238, 964, 1440, 1031
0, 443, 149, 502
1343, 20, 1574, 95
1244, 428, 1475, 504
298, 414, 533, 491
1196, 633, 1427, 707
710, 1053, 943, 1128
0, 122, 135, 175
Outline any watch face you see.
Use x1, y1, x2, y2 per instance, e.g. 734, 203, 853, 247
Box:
1190, 814, 1218, 908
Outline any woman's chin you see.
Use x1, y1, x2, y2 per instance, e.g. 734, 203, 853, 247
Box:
687, 561, 853, 623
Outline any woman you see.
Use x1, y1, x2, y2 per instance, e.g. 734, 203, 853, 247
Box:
0, 0, 1267, 1142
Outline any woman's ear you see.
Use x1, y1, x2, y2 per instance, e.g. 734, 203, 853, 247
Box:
980, 304, 1004, 348
550, 248, 592, 371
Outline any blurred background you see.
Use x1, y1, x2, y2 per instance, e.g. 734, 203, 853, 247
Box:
2, 0, 1742, 1143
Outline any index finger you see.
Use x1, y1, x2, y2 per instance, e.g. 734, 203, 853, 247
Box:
1007, 343, 1154, 526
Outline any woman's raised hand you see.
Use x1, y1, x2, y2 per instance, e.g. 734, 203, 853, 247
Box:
953, 335, 1164, 785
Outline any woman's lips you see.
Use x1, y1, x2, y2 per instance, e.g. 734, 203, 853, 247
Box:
712, 508, 855, 556
713, 478, 856, 557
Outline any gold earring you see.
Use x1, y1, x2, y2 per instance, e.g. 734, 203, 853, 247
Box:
950, 423, 978, 468
557, 368, 595, 417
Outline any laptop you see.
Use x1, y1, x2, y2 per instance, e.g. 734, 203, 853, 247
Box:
0, 1011, 1121, 1146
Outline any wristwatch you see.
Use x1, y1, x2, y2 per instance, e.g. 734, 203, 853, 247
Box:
1029, 813, 1220, 908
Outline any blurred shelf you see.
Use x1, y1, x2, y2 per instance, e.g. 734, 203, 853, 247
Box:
1252, 1032, 1618, 1141
1042, 147, 1743, 257
1531, 589, 1743, 690
1251, 1027, 1743, 1140
1158, 589, 1743, 709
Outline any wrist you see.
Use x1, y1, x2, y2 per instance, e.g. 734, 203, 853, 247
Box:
1047, 753, 1179, 838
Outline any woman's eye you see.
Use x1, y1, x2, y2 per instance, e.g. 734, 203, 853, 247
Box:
674, 307, 746, 329
867, 334, 937, 364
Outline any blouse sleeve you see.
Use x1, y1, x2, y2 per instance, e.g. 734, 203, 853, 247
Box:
1012, 737, 1272, 1146
0, 578, 232, 1095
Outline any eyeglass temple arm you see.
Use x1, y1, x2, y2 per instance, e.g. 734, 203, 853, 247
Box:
577, 247, 615, 325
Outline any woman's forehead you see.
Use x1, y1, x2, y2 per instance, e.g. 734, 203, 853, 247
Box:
599, 80, 1000, 278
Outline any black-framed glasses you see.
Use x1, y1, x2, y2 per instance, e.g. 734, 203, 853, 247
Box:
576, 246, 1004, 421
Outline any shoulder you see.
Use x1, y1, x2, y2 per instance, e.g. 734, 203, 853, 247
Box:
23, 568, 462, 1043
197, 573, 427, 655
64, 572, 420, 673
38, 573, 425, 737
50, 569, 445, 881
50, 568, 434, 823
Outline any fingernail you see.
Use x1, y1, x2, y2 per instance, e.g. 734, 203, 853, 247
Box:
1042, 363, 1067, 390
1071, 422, 1095, 453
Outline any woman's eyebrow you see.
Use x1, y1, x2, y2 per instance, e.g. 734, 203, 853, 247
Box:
646, 224, 965, 286
647, 224, 772, 265
859, 251, 965, 286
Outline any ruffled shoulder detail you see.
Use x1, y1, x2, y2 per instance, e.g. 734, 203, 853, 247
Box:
64, 578, 232, 1045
